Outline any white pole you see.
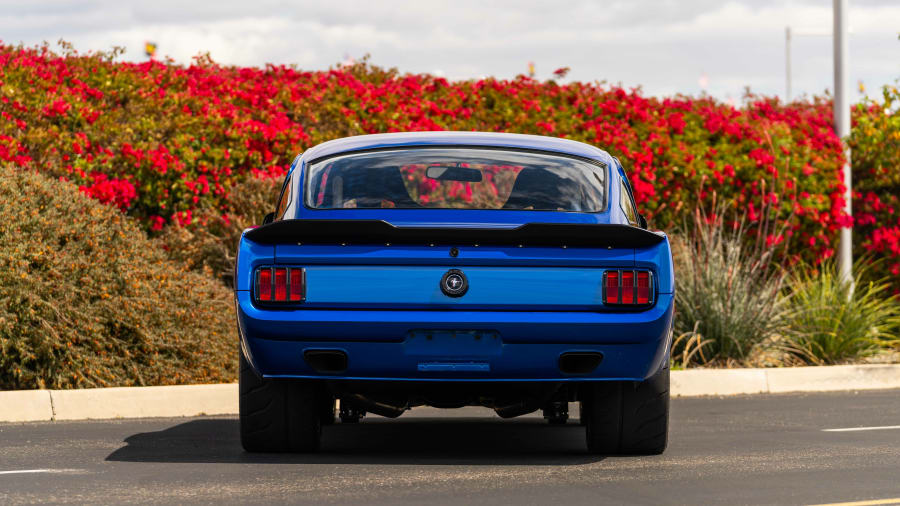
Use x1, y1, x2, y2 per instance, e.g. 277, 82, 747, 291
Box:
833, 0, 853, 288
785, 26, 792, 102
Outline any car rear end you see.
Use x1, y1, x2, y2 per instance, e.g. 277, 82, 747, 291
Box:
235, 134, 673, 455
237, 238, 673, 382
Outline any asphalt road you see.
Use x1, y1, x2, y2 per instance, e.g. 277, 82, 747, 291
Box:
1, 390, 899, 505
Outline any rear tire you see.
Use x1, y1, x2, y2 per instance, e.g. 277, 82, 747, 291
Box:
239, 351, 322, 453
583, 364, 669, 455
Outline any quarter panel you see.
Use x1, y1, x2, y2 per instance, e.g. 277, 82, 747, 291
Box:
235, 234, 275, 291
635, 236, 674, 294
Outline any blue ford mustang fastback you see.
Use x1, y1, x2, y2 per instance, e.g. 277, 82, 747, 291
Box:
235, 131, 674, 454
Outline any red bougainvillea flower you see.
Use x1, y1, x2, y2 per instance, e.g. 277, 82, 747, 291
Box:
0, 42, 896, 288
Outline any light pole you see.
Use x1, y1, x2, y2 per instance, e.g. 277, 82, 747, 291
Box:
833, 0, 853, 288
785, 27, 792, 101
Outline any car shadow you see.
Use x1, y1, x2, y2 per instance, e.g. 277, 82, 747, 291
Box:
105, 417, 603, 466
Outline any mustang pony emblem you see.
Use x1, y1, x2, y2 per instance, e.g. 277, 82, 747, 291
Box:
440, 269, 468, 297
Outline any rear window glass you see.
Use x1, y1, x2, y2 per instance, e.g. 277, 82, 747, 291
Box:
305, 148, 607, 212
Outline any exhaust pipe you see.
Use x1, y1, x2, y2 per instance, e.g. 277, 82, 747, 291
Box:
304, 349, 348, 374
343, 394, 407, 418
558, 352, 603, 375
494, 401, 540, 419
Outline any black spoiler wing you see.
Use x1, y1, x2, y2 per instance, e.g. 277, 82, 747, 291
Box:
244, 219, 665, 249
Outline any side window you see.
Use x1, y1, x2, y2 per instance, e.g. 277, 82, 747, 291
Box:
619, 177, 638, 225
274, 177, 292, 221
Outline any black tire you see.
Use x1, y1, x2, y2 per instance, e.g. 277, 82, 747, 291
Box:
239, 351, 322, 453
583, 364, 669, 455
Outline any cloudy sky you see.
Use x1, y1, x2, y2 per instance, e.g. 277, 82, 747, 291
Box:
2, 0, 898, 101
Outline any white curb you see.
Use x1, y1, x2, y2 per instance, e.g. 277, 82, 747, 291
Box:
1, 364, 898, 422
1, 390, 54, 422
670, 368, 769, 396
49, 384, 238, 421
764, 364, 900, 394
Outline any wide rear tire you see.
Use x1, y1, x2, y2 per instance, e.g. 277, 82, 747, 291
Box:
239, 352, 322, 453
582, 364, 669, 455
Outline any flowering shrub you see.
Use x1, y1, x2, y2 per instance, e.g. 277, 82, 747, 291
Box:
0, 42, 897, 283
849, 84, 900, 284
0, 169, 236, 389
159, 176, 280, 287
78, 172, 137, 210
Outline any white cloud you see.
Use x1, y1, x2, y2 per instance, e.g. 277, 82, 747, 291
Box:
1, 0, 897, 99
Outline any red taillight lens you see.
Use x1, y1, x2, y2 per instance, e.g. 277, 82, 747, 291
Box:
274, 268, 287, 301
290, 268, 304, 302
257, 268, 272, 301
636, 271, 650, 304
604, 269, 652, 306
256, 266, 305, 304
605, 271, 619, 304
621, 271, 635, 304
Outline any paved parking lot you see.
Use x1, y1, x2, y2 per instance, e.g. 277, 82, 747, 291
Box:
1, 389, 899, 505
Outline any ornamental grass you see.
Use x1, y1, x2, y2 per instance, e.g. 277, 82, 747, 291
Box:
779, 259, 900, 365
672, 201, 789, 367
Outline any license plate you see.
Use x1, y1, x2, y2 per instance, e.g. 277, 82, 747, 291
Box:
403, 330, 502, 357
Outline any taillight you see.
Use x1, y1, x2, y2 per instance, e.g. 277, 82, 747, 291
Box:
258, 268, 272, 301
605, 271, 619, 304
274, 268, 287, 301
636, 271, 651, 304
603, 269, 653, 306
255, 266, 305, 304
621, 271, 635, 304
290, 268, 304, 302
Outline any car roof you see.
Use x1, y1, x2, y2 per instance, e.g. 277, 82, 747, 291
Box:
301, 131, 613, 164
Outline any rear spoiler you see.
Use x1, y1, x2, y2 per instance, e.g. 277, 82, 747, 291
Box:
244, 219, 665, 249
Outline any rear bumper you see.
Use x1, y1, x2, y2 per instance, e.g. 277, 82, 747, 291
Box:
236, 291, 673, 382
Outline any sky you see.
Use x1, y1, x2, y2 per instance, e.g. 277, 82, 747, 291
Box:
2, 0, 898, 101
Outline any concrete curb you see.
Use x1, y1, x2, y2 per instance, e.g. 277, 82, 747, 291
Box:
670, 364, 900, 397
1, 364, 898, 422
670, 368, 769, 396
1, 389, 54, 422
50, 384, 238, 421
0, 384, 237, 423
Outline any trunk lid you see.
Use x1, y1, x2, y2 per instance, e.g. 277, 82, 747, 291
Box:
275, 244, 633, 311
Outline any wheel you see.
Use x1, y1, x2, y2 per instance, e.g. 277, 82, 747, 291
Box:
583, 364, 669, 455
239, 351, 322, 453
